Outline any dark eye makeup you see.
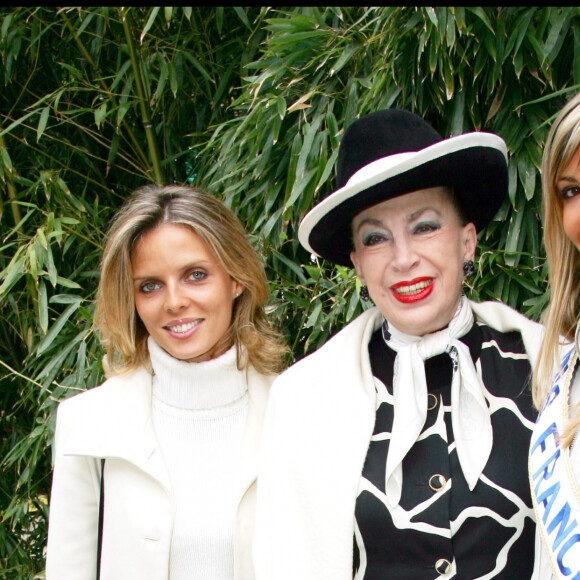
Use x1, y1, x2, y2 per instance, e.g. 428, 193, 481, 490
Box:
361, 231, 390, 246
412, 221, 441, 234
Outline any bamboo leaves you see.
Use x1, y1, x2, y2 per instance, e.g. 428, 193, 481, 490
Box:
1, 7, 579, 575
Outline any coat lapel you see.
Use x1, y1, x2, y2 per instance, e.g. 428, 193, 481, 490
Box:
60, 367, 171, 493
59, 362, 274, 506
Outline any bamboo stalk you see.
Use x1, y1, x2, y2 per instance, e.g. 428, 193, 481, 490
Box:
120, 7, 164, 185
58, 8, 152, 173
0, 131, 22, 233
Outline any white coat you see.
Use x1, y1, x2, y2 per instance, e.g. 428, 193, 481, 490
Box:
253, 301, 544, 580
45, 363, 272, 580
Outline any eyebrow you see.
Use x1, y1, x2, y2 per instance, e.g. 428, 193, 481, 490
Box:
354, 217, 384, 234
132, 260, 212, 282
557, 175, 580, 184
408, 206, 442, 221
354, 206, 442, 234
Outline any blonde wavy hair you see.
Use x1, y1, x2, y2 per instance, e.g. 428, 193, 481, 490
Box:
93, 185, 288, 377
533, 93, 580, 446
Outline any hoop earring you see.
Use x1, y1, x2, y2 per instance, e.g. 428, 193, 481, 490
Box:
360, 285, 370, 302
463, 260, 475, 278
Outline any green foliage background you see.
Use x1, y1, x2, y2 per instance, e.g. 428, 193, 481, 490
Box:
0, 6, 578, 577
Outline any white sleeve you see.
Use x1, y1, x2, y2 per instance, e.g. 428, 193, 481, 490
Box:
45, 401, 101, 580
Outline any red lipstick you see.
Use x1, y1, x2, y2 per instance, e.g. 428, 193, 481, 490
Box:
390, 277, 434, 303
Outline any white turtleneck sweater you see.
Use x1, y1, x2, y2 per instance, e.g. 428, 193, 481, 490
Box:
148, 337, 249, 580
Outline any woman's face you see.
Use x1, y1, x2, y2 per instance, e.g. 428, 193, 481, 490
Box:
558, 145, 580, 250
350, 187, 476, 336
131, 223, 244, 362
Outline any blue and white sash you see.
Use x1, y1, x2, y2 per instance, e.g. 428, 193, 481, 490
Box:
529, 344, 580, 579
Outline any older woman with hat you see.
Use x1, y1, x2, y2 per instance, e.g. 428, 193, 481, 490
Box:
253, 110, 544, 579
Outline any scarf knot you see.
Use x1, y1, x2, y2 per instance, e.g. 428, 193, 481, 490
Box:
382, 295, 492, 507
416, 330, 450, 360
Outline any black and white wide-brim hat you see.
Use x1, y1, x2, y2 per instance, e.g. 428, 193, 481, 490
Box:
298, 109, 508, 266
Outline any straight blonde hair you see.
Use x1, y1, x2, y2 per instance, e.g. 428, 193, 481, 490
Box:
93, 185, 288, 376
534, 93, 580, 446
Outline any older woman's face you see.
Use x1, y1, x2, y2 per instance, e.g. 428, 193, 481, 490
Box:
558, 145, 580, 250
350, 187, 476, 336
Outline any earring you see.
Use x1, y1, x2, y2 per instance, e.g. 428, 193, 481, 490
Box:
360, 285, 370, 302
463, 260, 475, 278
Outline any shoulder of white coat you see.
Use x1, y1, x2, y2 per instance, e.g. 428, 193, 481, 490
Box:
53, 367, 154, 457
56, 366, 152, 421
469, 299, 543, 334
469, 299, 545, 366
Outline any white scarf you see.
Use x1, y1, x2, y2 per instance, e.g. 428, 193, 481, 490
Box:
383, 295, 493, 506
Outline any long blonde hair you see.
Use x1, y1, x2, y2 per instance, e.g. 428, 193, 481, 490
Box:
93, 185, 288, 376
533, 93, 580, 446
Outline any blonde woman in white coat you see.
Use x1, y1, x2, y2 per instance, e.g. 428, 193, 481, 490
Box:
45, 185, 287, 580
530, 93, 580, 579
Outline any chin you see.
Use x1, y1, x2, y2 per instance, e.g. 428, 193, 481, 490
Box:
398, 318, 444, 337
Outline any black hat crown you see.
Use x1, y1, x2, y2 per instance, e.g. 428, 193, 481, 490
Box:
337, 110, 443, 187
298, 108, 509, 266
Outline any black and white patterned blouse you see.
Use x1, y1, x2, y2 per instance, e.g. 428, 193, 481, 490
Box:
353, 320, 537, 579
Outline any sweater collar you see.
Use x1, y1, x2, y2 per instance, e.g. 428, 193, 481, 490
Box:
148, 337, 247, 411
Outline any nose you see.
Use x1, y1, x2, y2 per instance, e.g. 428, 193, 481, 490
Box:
391, 236, 419, 272
164, 282, 189, 312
